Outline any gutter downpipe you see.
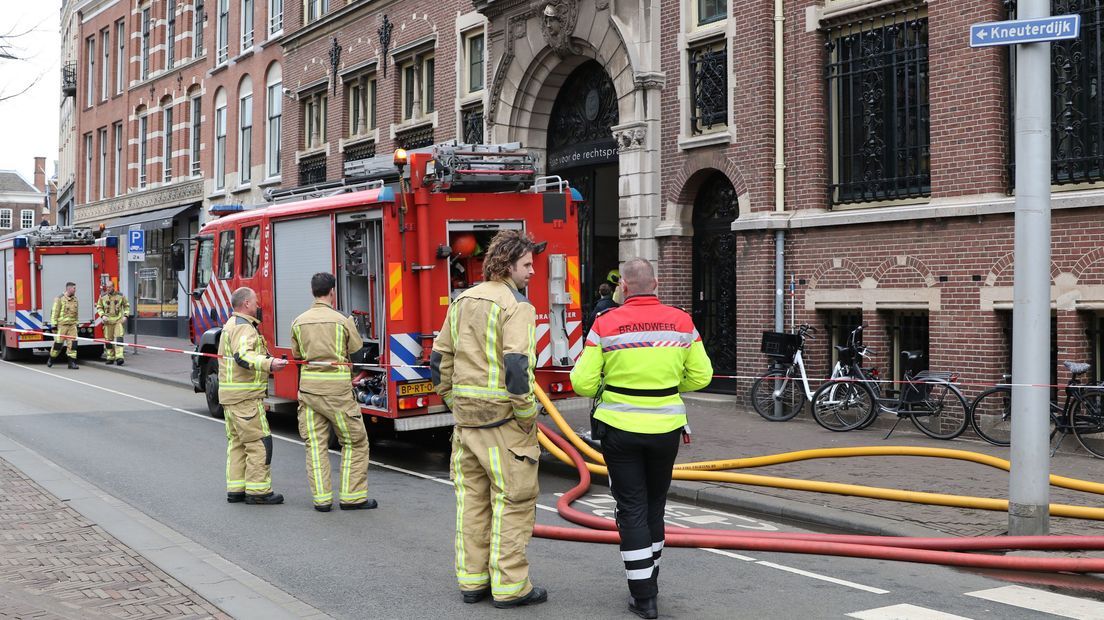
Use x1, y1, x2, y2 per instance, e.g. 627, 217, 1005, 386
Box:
772, 0, 786, 418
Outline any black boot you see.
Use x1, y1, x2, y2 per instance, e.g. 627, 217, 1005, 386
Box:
115, 359, 124, 366
493, 586, 547, 609
629, 597, 658, 619
339, 499, 378, 510
226, 492, 245, 503
46, 356, 55, 368
461, 587, 490, 604
244, 492, 284, 505
67, 359, 78, 370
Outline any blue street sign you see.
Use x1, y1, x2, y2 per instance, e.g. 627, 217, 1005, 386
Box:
970, 14, 1080, 48
127, 229, 145, 262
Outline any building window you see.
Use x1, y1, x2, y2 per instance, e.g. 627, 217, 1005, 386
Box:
266, 66, 282, 178
190, 95, 202, 176
215, 97, 227, 189
462, 105, 483, 145
138, 114, 149, 188
193, 0, 205, 57
304, 93, 327, 148
1004, 313, 1059, 401
141, 8, 151, 80
216, 0, 229, 64
696, 0, 726, 27
298, 152, 326, 185
241, 0, 254, 50
400, 55, 434, 121
217, 230, 235, 279
402, 62, 415, 120
0, 210, 11, 230
268, 0, 283, 35
885, 311, 929, 397
306, 0, 327, 23
20, 210, 34, 230
116, 20, 126, 94
348, 77, 376, 136
166, 0, 176, 69
688, 39, 727, 136
84, 133, 93, 202
465, 32, 484, 94
98, 128, 108, 200
1092, 315, 1104, 385
113, 122, 123, 196
85, 36, 95, 106
163, 105, 174, 182
101, 29, 110, 101
239, 91, 253, 184
240, 225, 260, 277
826, 12, 930, 206
824, 310, 862, 369
1048, 3, 1104, 184
423, 56, 435, 114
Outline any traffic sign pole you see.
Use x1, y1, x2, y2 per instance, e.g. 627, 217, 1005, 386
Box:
1008, 0, 1052, 536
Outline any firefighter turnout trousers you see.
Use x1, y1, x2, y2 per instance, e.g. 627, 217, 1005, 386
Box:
102, 322, 125, 360
297, 392, 369, 507
224, 400, 273, 496
603, 426, 682, 600
450, 421, 540, 602
49, 325, 78, 360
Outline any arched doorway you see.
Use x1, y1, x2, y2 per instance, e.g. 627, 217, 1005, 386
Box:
546, 60, 619, 324
691, 173, 739, 393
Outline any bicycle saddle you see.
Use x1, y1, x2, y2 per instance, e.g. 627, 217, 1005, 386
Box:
901, 350, 924, 361
1063, 361, 1091, 376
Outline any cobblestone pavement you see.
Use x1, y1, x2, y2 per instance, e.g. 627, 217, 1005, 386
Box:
0, 456, 229, 620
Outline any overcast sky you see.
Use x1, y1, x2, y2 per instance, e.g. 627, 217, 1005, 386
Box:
0, 1, 60, 184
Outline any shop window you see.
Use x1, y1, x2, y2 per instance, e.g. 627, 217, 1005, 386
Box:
824, 310, 862, 369
218, 230, 235, 279
240, 225, 260, 278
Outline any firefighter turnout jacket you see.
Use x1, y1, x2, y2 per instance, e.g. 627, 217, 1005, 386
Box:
290, 300, 361, 395
219, 312, 276, 406
431, 279, 538, 428
51, 293, 79, 327
570, 295, 713, 433
96, 291, 130, 324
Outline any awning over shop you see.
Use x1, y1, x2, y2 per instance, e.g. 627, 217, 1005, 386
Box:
105, 203, 196, 237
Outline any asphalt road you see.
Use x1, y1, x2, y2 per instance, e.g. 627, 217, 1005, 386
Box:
1, 356, 1103, 619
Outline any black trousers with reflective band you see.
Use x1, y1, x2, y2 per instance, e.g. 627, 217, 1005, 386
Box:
602, 426, 681, 599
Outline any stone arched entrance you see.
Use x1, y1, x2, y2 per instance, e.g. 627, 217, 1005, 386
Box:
691, 172, 739, 392
546, 60, 619, 322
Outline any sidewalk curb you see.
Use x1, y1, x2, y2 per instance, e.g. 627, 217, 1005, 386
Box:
0, 433, 331, 620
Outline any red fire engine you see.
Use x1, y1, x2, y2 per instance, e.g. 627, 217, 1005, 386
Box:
188, 143, 583, 433
0, 226, 120, 361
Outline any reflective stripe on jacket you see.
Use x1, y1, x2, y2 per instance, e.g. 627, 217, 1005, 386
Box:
96, 292, 130, 324
430, 279, 537, 428
570, 294, 713, 434
51, 294, 79, 326
219, 312, 274, 405
291, 299, 362, 396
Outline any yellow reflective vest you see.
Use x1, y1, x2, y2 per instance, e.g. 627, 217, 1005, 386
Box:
570, 295, 713, 434
51, 294, 79, 326
431, 278, 537, 428
96, 292, 130, 324
219, 312, 275, 405
291, 300, 362, 396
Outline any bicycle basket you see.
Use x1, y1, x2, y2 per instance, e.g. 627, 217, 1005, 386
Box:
761, 331, 801, 361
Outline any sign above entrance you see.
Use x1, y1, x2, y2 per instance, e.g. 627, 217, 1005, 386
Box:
547, 139, 619, 172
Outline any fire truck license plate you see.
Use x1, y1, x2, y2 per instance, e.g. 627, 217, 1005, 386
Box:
19, 334, 43, 341
398, 381, 434, 396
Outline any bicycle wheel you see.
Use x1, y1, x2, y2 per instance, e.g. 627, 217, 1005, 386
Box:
969, 387, 1012, 446
750, 370, 806, 422
1071, 391, 1104, 458
910, 380, 969, 440
812, 379, 875, 432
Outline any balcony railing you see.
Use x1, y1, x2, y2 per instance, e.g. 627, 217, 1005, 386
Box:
61, 62, 77, 97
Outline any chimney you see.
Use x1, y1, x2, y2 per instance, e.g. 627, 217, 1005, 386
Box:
33, 157, 45, 192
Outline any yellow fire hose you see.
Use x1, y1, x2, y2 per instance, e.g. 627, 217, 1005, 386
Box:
533, 386, 1104, 521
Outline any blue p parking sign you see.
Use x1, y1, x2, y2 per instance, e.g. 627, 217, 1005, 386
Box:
127, 229, 145, 262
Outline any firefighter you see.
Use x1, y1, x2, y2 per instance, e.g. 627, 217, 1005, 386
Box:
569, 258, 713, 620
95, 281, 130, 365
290, 272, 375, 512
431, 230, 548, 609
220, 287, 288, 505
46, 282, 80, 370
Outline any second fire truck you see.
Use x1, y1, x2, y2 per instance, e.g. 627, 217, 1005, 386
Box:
187, 143, 583, 433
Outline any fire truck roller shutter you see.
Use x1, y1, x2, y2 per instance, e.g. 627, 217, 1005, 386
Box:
0, 249, 7, 323
40, 254, 96, 323
272, 216, 334, 348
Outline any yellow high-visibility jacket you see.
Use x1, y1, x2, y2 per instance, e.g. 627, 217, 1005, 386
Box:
431, 278, 537, 428
51, 294, 79, 326
291, 299, 362, 396
219, 312, 275, 406
96, 292, 130, 324
570, 294, 713, 434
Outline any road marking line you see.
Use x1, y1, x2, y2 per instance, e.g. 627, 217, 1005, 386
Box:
847, 603, 972, 619
755, 561, 889, 594
965, 585, 1104, 619
701, 549, 756, 562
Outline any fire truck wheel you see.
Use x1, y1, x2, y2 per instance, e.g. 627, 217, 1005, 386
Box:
205, 368, 224, 419
0, 338, 28, 362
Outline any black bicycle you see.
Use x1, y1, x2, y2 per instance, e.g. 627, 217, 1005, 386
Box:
968, 361, 1104, 458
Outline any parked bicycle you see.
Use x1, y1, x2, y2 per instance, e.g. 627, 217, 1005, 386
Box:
968, 361, 1104, 458
811, 350, 969, 440
750, 325, 873, 422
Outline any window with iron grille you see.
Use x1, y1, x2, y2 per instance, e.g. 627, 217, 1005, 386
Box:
462, 105, 484, 145
396, 125, 434, 150
344, 142, 376, 170
825, 10, 930, 206
688, 39, 727, 135
299, 153, 327, 185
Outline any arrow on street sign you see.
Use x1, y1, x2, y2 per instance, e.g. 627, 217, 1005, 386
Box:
970, 14, 1080, 48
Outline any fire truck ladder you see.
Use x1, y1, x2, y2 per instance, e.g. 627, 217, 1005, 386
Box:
264, 178, 386, 204
423, 143, 537, 192
1, 226, 97, 247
